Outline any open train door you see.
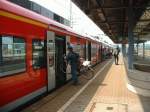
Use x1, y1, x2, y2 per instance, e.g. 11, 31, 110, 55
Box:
66, 36, 72, 81
55, 35, 66, 87
47, 31, 55, 91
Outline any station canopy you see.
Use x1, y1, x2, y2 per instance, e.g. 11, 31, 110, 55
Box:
72, 0, 150, 44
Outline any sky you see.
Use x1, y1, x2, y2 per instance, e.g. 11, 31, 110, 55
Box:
30, 0, 114, 46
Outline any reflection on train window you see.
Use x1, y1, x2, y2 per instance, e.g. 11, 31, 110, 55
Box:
0, 36, 26, 77
91, 44, 97, 64
72, 44, 81, 54
32, 39, 45, 69
72, 44, 85, 58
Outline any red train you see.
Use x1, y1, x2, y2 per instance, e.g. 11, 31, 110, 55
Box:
0, 1, 111, 111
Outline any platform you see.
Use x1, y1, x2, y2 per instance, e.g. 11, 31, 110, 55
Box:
21, 55, 150, 112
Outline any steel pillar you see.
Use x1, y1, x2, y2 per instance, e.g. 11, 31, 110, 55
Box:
122, 44, 126, 57
143, 42, 145, 58
128, 5, 134, 69
137, 43, 138, 56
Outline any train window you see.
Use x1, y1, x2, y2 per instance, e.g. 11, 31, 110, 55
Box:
0, 36, 26, 77
32, 39, 45, 69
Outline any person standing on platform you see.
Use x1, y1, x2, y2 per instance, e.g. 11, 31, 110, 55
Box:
114, 47, 120, 65
66, 46, 79, 85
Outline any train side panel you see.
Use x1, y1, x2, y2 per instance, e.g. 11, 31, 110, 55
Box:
0, 15, 47, 109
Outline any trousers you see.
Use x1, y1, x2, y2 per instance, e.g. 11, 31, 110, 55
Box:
71, 63, 78, 83
114, 55, 119, 65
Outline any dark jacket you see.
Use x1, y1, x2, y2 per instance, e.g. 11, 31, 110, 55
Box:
66, 51, 79, 65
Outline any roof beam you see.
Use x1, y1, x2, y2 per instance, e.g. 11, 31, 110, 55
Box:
95, 0, 114, 37
98, 20, 124, 24
139, 19, 150, 22
87, 5, 150, 10
97, 19, 150, 24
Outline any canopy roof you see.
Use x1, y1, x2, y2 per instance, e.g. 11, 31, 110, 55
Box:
72, 0, 150, 43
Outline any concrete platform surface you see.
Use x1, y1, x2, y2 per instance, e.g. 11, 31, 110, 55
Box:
21, 56, 150, 112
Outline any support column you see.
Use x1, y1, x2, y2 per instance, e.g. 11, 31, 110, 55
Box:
143, 42, 145, 59
137, 42, 138, 56
122, 44, 126, 57
128, 4, 134, 69
137, 36, 139, 56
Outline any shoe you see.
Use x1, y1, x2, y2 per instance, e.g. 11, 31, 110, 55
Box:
72, 81, 80, 86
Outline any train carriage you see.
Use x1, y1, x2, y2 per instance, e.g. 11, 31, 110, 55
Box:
0, 1, 109, 111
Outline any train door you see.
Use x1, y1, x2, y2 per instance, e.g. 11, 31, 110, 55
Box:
55, 36, 66, 87
84, 43, 86, 60
100, 44, 103, 62
88, 42, 91, 61
86, 41, 89, 60
66, 36, 72, 81
47, 31, 55, 91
